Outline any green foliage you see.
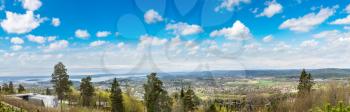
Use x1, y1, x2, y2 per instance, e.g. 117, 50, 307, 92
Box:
51, 62, 72, 101
144, 73, 172, 112
110, 78, 124, 112
298, 69, 314, 96
0, 102, 26, 112
95, 89, 110, 108
314, 102, 350, 112
206, 104, 217, 112
123, 93, 144, 112
46, 88, 51, 95
80, 76, 95, 107
183, 86, 200, 112
17, 84, 25, 93
2, 83, 9, 94
8, 82, 15, 94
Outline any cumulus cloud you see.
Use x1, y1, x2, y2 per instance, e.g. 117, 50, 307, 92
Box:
144, 9, 163, 24
263, 35, 273, 42
166, 22, 202, 36
21, 0, 42, 11
210, 20, 252, 40
75, 29, 90, 39
0, 11, 45, 34
11, 45, 23, 51
330, 15, 350, 25
10, 37, 24, 44
96, 31, 111, 37
51, 18, 60, 27
300, 39, 318, 47
257, 0, 283, 18
89, 40, 107, 47
26, 34, 45, 44
215, 0, 250, 12
138, 34, 167, 50
279, 7, 336, 32
46, 40, 69, 51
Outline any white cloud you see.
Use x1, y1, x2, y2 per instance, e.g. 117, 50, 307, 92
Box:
10, 37, 24, 44
273, 42, 290, 51
47, 36, 56, 42
169, 36, 182, 50
279, 7, 336, 32
313, 30, 340, 39
210, 20, 252, 40
46, 40, 69, 51
345, 4, 350, 14
263, 35, 273, 42
11, 45, 23, 51
257, 0, 283, 18
21, 0, 42, 11
96, 31, 111, 37
244, 43, 260, 50
117, 42, 125, 49
0, 11, 44, 34
26, 34, 45, 44
138, 34, 167, 50
215, 0, 250, 12
89, 40, 107, 47
144, 9, 163, 24
75, 29, 90, 39
166, 22, 202, 36
330, 15, 350, 25
51, 18, 60, 27
300, 39, 318, 47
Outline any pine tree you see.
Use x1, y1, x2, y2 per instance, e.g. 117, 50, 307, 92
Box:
2, 83, 9, 93
8, 81, 15, 94
46, 88, 51, 95
17, 84, 25, 93
183, 86, 199, 112
297, 69, 314, 96
144, 73, 172, 112
51, 62, 72, 108
110, 78, 124, 112
80, 76, 95, 107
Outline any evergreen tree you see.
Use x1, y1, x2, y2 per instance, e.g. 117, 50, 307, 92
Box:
51, 62, 72, 107
297, 69, 314, 96
183, 86, 200, 112
80, 76, 95, 107
110, 78, 124, 112
180, 86, 185, 98
17, 84, 25, 93
46, 88, 51, 95
8, 81, 15, 94
0, 85, 2, 93
2, 83, 9, 93
144, 73, 172, 112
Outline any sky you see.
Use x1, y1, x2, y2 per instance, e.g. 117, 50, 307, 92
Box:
0, 0, 350, 76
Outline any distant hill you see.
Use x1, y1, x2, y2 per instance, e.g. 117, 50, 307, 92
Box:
1, 68, 350, 83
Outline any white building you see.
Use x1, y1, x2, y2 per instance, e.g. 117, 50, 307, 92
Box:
13, 93, 58, 108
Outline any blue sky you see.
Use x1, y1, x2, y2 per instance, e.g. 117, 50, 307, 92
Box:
0, 0, 350, 76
